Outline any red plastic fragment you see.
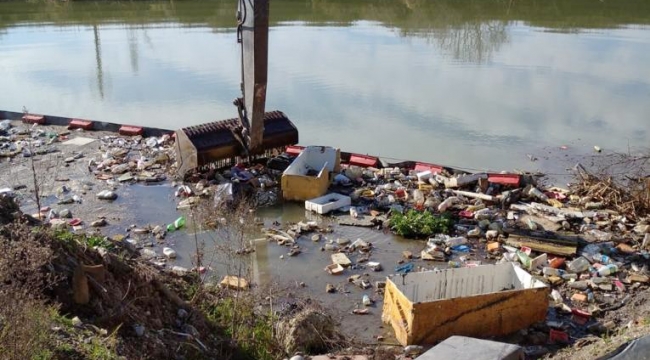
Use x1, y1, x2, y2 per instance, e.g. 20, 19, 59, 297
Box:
414, 162, 444, 174
349, 154, 378, 168
22, 114, 45, 124
487, 173, 521, 186
68, 119, 93, 130
572, 308, 591, 325
119, 125, 144, 136
285, 145, 305, 157
68, 218, 82, 226
549, 329, 569, 344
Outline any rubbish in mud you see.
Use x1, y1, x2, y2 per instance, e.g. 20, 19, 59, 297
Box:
220, 276, 249, 290
97, 190, 118, 200
325, 263, 345, 275
382, 263, 548, 345
326, 283, 336, 293
163, 247, 177, 259
331, 253, 352, 267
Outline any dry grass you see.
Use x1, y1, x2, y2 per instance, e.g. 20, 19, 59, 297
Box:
572, 151, 650, 220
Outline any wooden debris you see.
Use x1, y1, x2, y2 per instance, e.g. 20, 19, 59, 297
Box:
505, 234, 577, 257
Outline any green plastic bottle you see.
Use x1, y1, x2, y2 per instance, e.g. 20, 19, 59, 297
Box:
173, 216, 186, 229
516, 250, 532, 269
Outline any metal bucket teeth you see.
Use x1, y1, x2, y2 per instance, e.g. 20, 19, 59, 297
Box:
175, 111, 298, 175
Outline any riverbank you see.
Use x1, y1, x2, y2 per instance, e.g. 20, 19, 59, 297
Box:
0, 117, 649, 359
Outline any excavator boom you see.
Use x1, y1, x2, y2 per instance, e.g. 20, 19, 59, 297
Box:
235, 0, 269, 152
174, 0, 299, 176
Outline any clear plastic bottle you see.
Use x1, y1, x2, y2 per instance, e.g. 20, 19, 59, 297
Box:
597, 264, 618, 277
567, 256, 590, 273
412, 189, 425, 206
527, 186, 549, 202
438, 197, 458, 212
568, 280, 589, 290
550, 289, 563, 304
591, 253, 612, 264
561, 273, 578, 281
516, 250, 532, 268
444, 236, 468, 247
543, 267, 565, 277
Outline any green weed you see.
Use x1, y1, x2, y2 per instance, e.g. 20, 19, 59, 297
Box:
389, 209, 453, 238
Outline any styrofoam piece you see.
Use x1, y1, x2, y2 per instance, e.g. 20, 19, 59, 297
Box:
305, 193, 351, 214
419, 336, 524, 360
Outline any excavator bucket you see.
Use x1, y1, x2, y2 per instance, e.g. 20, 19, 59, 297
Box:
174, 111, 298, 176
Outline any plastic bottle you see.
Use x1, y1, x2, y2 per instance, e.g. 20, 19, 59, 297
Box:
591, 254, 612, 264
474, 208, 493, 220
516, 250, 532, 268
550, 289, 563, 304
568, 281, 589, 290
466, 203, 486, 212
561, 273, 578, 281
444, 236, 468, 247
527, 186, 549, 202
597, 264, 618, 277
543, 267, 565, 277
167, 216, 186, 232
567, 256, 590, 273
438, 197, 458, 212
467, 228, 482, 237
412, 189, 425, 206
587, 229, 613, 242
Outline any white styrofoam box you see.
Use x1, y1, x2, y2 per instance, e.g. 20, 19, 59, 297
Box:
305, 193, 351, 214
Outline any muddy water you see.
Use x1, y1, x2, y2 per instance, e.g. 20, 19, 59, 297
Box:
123, 188, 433, 343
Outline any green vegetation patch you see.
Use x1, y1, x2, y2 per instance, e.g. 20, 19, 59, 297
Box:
389, 209, 453, 238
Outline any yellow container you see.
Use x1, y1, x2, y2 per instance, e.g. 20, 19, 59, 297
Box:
382, 263, 548, 345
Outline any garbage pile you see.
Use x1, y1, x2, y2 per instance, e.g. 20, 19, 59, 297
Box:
0, 119, 59, 158
181, 160, 285, 209
89, 133, 176, 183
307, 161, 649, 351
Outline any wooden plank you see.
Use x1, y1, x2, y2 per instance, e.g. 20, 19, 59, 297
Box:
382, 278, 414, 345
505, 234, 577, 256
412, 288, 548, 345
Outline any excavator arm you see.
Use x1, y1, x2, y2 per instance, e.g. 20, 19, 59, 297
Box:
234, 0, 269, 153
174, 0, 299, 176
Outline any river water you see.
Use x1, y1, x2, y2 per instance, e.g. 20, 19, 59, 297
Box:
2, 0, 649, 173
2, 0, 650, 344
